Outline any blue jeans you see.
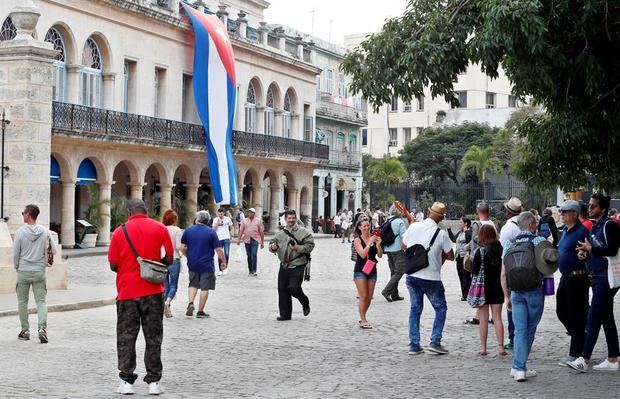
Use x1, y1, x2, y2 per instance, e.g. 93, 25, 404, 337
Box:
245, 239, 259, 274
511, 286, 544, 371
406, 276, 447, 349
219, 239, 230, 270
163, 259, 181, 300
582, 276, 619, 358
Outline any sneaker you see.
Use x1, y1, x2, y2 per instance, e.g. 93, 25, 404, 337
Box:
38, 329, 48, 344
408, 346, 424, 355
592, 359, 619, 371
513, 370, 526, 382
216, 271, 223, 276
427, 343, 449, 355
185, 303, 195, 317
196, 311, 210, 318
558, 356, 577, 367
510, 368, 537, 378
18, 330, 30, 341
222, 269, 228, 275
504, 342, 514, 350
117, 380, 134, 395
252, 272, 258, 276
567, 357, 589, 373
148, 382, 162, 395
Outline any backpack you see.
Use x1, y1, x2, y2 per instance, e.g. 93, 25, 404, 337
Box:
539, 222, 551, 239
235, 213, 242, 223
503, 237, 543, 291
470, 221, 482, 254
379, 217, 397, 247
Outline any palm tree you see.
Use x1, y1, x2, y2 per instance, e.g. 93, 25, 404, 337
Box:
460, 145, 502, 200
367, 158, 408, 207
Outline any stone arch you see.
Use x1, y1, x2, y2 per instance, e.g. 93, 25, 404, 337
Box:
75, 155, 108, 183
241, 168, 260, 209
83, 31, 113, 72
143, 163, 168, 215
266, 82, 282, 109
50, 151, 73, 182
284, 87, 298, 112
247, 76, 263, 105
111, 160, 139, 200
44, 22, 77, 64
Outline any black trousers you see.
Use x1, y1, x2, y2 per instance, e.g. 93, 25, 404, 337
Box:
117, 293, 164, 384
456, 256, 471, 299
278, 265, 309, 318
556, 274, 590, 358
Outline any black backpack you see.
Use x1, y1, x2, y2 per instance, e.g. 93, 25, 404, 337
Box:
503, 237, 543, 291
379, 217, 397, 247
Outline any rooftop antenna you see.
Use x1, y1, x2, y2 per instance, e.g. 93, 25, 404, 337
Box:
310, 7, 316, 36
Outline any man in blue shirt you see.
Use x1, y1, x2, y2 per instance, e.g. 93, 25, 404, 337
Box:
555, 200, 589, 367
381, 205, 407, 302
181, 211, 227, 318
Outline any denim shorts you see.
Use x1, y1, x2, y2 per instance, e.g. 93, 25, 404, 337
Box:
353, 272, 377, 281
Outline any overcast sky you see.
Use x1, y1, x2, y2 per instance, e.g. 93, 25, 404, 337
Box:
263, 0, 408, 45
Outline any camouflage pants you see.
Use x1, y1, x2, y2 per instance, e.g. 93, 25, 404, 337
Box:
116, 293, 164, 384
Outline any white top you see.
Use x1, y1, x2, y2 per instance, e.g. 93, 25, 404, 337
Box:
213, 216, 232, 240
372, 212, 380, 228
334, 215, 341, 225
340, 213, 350, 229
166, 225, 183, 259
403, 218, 452, 281
499, 215, 520, 255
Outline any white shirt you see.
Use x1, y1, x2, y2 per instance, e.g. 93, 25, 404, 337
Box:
340, 213, 350, 229
403, 218, 452, 281
334, 215, 341, 225
213, 216, 232, 240
499, 215, 520, 251
166, 225, 183, 259
372, 212, 380, 228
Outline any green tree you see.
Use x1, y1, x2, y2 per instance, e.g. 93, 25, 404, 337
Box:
366, 157, 407, 208
342, 1, 620, 191
460, 145, 502, 200
493, 107, 539, 174
399, 122, 499, 185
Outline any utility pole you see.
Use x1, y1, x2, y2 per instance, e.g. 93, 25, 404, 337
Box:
310, 7, 316, 36
0, 109, 9, 221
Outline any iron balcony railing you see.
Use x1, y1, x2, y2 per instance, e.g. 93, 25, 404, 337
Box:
51, 102, 329, 161
315, 93, 368, 125
328, 149, 362, 169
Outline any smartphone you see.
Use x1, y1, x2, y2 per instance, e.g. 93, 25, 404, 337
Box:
372, 229, 381, 237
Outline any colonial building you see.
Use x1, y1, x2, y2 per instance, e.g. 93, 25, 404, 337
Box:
0, 0, 366, 255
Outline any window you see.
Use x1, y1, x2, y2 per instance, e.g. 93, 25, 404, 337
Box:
304, 117, 313, 141
122, 62, 129, 112
417, 95, 425, 111
0, 17, 16, 41
388, 128, 397, 147
324, 130, 334, 147
390, 96, 398, 112
486, 92, 496, 109
154, 67, 167, 117
283, 92, 292, 138
245, 81, 257, 132
264, 86, 275, 135
349, 134, 357, 152
338, 72, 347, 97
362, 129, 368, 147
403, 128, 412, 143
44, 28, 66, 102
508, 95, 517, 108
452, 91, 467, 109
325, 68, 333, 94
182, 74, 198, 123
79, 37, 103, 108
336, 132, 345, 151
404, 101, 412, 112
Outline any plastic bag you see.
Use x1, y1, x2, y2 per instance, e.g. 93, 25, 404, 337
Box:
235, 245, 246, 263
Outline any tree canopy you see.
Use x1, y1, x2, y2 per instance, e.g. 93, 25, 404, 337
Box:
342, 0, 620, 191
460, 145, 502, 182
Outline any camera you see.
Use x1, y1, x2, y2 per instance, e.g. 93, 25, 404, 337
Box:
289, 239, 297, 246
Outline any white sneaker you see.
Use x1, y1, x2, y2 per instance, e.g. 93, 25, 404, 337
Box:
592, 359, 619, 371
510, 368, 537, 378
216, 271, 223, 276
222, 269, 228, 275
149, 382, 162, 395
567, 357, 589, 373
117, 380, 134, 395
513, 370, 526, 382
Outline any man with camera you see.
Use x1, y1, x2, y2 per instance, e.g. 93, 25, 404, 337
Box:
269, 209, 315, 321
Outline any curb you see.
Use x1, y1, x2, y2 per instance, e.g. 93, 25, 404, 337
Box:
0, 297, 116, 318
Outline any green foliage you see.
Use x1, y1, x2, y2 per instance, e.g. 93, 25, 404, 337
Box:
493, 107, 539, 173
399, 122, 499, 185
342, 1, 620, 190
173, 193, 189, 228
110, 196, 129, 231
366, 157, 408, 184
83, 185, 110, 232
460, 145, 502, 182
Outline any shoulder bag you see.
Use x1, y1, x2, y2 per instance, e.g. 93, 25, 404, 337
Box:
404, 228, 441, 275
467, 247, 486, 308
121, 224, 168, 284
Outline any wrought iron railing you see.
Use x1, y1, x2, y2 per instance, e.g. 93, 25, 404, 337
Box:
329, 150, 362, 169
51, 102, 329, 161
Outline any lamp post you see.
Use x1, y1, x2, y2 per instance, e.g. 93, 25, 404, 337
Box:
0, 109, 9, 221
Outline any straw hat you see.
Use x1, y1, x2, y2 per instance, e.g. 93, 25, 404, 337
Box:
428, 202, 447, 217
504, 197, 523, 213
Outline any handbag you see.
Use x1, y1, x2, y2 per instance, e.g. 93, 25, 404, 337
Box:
362, 259, 376, 275
463, 253, 472, 272
121, 224, 168, 284
404, 228, 440, 275
467, 248, 486, 308
350, 241, 358, 262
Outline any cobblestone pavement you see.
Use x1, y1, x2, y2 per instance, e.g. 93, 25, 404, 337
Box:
1, 238, 619, 398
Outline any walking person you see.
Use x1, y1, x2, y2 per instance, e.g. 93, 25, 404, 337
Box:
353, 218, 383, 329
213, 208, 232, 276
162, 209, 183, 319
555, 200, 590, 366
448, 217, 472, 301
403, 202, 454, 355
14, 204, 57, 343
470, 225, 505, 356
381, 205, 407, 302
108, 199, 173, 395
341, 209, 351, 243
333, 212, 342, 238
568, 193, 620, 372
237, 207, 264, 276
500, 197, 522, 350
181, 211, 227, 318
269, 209, 315, 321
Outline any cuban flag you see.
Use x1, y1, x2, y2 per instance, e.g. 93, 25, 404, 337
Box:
182, 3, 238, 205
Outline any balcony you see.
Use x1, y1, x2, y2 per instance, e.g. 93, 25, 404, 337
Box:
51, 102, 329, 162
328, 150, 362, 171
315, 93, 367, 126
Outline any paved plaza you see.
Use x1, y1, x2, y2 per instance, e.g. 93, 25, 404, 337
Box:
1, 238, 618, 398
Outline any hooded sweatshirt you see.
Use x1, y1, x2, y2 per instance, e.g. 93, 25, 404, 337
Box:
13, 224, 57, 272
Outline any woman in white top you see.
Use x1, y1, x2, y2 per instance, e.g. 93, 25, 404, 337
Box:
162, 209, 183, 318
341, 210, 351, 243
213, 208, 232, 276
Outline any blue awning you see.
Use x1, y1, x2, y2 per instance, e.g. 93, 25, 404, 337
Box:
76, 158, 97, 185
50, 156, 60, 184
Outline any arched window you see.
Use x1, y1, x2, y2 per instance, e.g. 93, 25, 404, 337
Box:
282, 92, 291, 138
324, 130, 334, 147
336, 131, 345, 151
264, 86, 275, 135
79, 37, 103, 108
44, 28, 67, 102
349, 133, 357, 152
245, 81, 257, 133
0, 17, 16, 41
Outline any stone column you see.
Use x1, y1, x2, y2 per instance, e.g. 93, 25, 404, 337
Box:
216, 5, 229, 27
296, 36, 304, 59
102, 72, 116, 110
251, 185, 263, 217
316, 175, 325, 219
97, 181, 112, 246
274, 109, 283, 137
185, 184, 199, 223
330, 177, 337, 217
269, 185, 281, 232
129, 181, 144, 200
307, 40, 317, 64
256, 106, 265, 134
237, 11, 247, 38
288, 188, 299, 212
60, 179, 76, 248
65, 64, 80, 104
355, 177, 363, 211
160, 184, 172, 211
258, 22, 268, 46
276, 29, 286, 53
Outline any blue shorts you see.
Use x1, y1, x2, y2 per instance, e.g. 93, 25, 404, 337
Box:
353, 272, 377, 281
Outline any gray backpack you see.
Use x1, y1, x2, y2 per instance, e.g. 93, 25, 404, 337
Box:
503, 236, 542, 291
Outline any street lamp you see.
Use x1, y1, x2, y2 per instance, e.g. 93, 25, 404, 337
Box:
1, 109, 9, 222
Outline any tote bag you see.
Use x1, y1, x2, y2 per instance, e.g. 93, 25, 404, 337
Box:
467, 248, 486, 308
